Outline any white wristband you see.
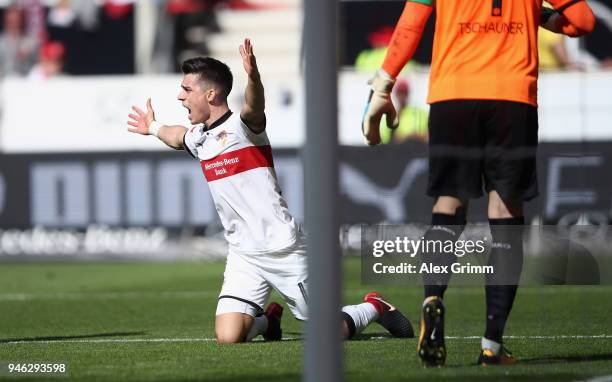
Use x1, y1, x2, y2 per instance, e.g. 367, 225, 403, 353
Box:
149, 121, 162, 137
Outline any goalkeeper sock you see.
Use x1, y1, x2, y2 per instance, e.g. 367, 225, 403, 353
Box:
481, 337, 502, 353
341, 303, 379, 338
484, 217, 524, 343
422, 212, 466, 299
484, 285, 518, 343
245, 315, 268, 342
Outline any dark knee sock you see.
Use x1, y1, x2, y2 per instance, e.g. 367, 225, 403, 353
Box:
485, 217, 525, 343
422, 212, 466, 299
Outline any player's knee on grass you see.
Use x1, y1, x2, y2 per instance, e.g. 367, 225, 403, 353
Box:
341, 312, 356, 340
215, 313, 254, 344
341, 320, 351, 340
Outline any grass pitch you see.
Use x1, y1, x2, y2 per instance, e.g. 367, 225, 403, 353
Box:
1, 258, 611, 381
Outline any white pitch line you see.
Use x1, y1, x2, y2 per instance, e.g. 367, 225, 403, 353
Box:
579, 374, 612, 382
447, 334, 612, 340
365, 335, 612, 341
2, 286, 611, 302
346, 287, 612, 296
2, 334, 612, 346
0, 291, 219, 302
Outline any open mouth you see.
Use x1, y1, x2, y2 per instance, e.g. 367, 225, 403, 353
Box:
183, 104, 192, 118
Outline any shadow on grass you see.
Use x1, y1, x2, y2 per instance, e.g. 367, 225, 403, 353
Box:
441, 352, 612, 371
0, 331, 145, 344
520, 352, 612, 365
283, 332, 400, 342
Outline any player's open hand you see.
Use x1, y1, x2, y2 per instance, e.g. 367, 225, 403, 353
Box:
239, 38, 259, 79
127, 98, 156, 135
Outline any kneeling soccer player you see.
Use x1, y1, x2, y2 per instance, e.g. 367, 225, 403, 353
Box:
127, 39, 413, 343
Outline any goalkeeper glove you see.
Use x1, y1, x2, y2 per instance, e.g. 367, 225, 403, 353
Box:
362, 69, 399, 146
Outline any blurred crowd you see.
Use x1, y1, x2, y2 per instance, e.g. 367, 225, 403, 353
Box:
2, 0, 611, 81
0, 0, 265, 79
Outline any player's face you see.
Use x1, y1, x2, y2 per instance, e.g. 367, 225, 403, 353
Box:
178, 73, 211, 125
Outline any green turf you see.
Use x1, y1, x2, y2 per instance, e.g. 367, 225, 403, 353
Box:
1, 258, 611, 381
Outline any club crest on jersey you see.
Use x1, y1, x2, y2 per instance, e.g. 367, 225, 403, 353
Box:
216, 130, 229, 146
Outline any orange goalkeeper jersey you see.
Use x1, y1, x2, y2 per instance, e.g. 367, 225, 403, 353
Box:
416, 0, 548, 106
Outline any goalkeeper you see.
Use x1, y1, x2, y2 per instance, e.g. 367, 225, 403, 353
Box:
362, 0, 595, 367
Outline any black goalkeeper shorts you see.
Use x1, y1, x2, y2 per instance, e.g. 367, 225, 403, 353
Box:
427, 100, 539, 201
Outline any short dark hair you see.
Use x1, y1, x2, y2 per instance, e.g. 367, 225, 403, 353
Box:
181, 57, 233, 98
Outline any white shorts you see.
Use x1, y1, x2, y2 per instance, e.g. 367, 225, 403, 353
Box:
215, 238, 309, 320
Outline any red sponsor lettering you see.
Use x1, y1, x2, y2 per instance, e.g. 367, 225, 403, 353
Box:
200, 145, 274, 181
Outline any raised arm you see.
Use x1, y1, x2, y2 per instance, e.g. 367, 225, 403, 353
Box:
541, 0, 595, 37
361, 1, 433, 146
239, 38, 266, 134
127, 98, 187, 150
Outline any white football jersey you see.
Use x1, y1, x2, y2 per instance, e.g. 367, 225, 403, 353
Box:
183, 111, 300, 254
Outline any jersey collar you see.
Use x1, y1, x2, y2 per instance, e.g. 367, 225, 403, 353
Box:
203, 110, 233, 132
